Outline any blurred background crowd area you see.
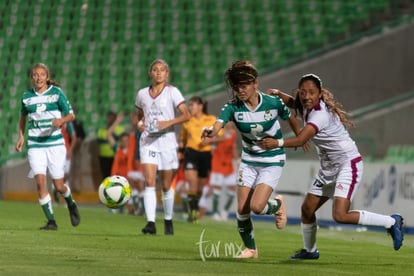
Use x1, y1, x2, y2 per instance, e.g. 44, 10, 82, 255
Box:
1, 0, 414, 166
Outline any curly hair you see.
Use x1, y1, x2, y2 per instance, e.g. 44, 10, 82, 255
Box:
225, 60, 257, 86
224, 60, 258, 105
295, 74, 354, 129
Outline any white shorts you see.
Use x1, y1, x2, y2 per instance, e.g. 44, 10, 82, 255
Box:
28, 145, 66, 179
237, 162, 283, 191
140, 147, 178, 171
64, 158, 71, 174
209, 172, 237, 187
309, 157, 363, 201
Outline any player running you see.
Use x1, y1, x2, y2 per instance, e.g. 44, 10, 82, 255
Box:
202, 60, 302, 258
266, 74, 404, 259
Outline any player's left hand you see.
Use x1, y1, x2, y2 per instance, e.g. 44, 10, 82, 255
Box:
256, 137, 278, 150
157, 120, 170, 131
52, 118, 63, 128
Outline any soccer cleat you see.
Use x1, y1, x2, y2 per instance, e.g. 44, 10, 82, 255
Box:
142, 221, 156, 235
274, 195, 287, 229
290, 249, 320, 260
212, 212, 223, 221
234, 248, 259, 259
388, 214, 404, 250
164, 219, 174, 235
68, 202, 80, 227
39, 220, 58, 231
188, 210, 199, 224
220, 210, 229, 221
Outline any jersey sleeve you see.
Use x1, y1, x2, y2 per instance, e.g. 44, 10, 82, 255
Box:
57, 88, 73, 115
276, 96, 291, 121
306, 110, 329, 133
217, 102, 234, 125
20, 93, 29, 116
171, 86, 186, 108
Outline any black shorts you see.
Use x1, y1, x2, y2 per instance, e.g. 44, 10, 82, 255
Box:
183, 148, 212, 178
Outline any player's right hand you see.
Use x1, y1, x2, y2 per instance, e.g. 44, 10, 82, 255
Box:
201, 126, 213, 138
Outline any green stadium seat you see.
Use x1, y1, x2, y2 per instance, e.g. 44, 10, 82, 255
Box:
0, 0, 402, 165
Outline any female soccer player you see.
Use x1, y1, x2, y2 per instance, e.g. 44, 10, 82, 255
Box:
135, 59, 190, 235
180, 96, 217, 223
266, 74, 404, 259
202, 60, 302, 258
15, 63, 80, 230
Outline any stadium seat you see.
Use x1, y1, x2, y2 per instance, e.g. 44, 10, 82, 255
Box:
0, 0, 403, 164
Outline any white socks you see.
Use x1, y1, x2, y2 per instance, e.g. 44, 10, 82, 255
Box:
162, 188, 174, 220
301, 222, 317, 252
358, 210, 395, 228
62, 184, 71, 198
39, 193, 52, 206
144, 187, 175, 222
144, 187, 156, 222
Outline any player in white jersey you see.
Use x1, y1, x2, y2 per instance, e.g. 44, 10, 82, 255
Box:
266, 74, 404, 259
15, 63, 80, 230
135, 59, 190, 235
202, 60, 302, 259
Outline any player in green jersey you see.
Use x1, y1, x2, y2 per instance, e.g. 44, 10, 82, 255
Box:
16, 63, 80, 230
202, 60, 302, 258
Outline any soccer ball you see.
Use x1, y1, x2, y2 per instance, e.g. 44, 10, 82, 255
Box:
98, 175, 131, 209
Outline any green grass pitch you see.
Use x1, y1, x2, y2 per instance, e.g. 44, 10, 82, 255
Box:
0, 200, 412, 275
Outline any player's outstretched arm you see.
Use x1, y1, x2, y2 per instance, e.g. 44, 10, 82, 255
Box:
201, 121, 223, 139
267, 89, 296, 109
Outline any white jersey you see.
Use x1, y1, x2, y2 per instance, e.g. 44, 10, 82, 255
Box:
304, 100, 360, 172
135, 84, 185, 151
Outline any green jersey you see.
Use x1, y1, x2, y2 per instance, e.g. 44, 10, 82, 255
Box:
218, 92, 290, 167
20, 85, 73, 149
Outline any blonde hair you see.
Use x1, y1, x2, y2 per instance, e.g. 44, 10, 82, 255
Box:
30, 63, 60, 87
320, 88, 353, 128
149, 58, 170, 73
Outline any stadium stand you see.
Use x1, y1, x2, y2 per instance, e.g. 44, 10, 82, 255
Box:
0, 0, 413, 165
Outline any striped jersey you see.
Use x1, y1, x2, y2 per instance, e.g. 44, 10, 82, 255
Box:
20, 85, 73, 149
217, 92, 291, 167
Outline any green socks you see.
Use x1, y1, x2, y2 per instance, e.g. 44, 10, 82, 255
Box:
39, 194, 55, 221
212, 193, 220, 213
224, 192, 235, 211
237, 216, 256, 249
